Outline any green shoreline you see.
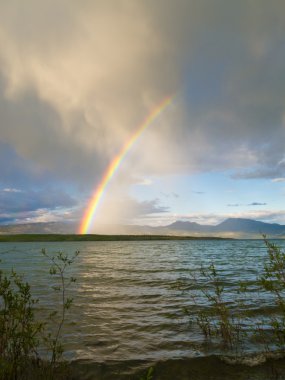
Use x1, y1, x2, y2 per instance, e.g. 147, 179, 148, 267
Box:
0, 234, 233, 242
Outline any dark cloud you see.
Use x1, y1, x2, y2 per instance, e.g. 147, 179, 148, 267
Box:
228, 202, 267, 207
0, 142, 54, 188
0, 216, 17, 224
160, 192, 179, 198
248, 202, 267, 206
0, 187, 77, 213
0, 75, 106, 188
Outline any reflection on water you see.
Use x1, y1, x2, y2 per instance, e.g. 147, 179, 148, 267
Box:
1, 239, 285, 379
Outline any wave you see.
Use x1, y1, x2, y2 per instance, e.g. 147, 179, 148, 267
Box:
70, 352, 285, 380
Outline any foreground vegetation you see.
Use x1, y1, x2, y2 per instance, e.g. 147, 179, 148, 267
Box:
181, 236, 285, 362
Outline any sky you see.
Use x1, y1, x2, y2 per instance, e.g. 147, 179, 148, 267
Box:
1, 0, 285, 231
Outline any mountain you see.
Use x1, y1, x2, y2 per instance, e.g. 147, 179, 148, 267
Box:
164, 218, 285, 237
0, 218, 285, 238
167, 220, 211, 232
215, 218, 285, 235
0, 222, 77, 234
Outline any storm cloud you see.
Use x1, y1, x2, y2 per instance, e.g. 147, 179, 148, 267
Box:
0, 1, 285, 226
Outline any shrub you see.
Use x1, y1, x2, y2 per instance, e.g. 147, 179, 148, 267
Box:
0, 249, 79, 380
194, 263, 245, 350
0, 268, 43, 379
260, 237, 285, 349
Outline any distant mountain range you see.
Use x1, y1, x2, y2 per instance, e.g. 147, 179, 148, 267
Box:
163, 218, 285, 238
0, 218, 285, 238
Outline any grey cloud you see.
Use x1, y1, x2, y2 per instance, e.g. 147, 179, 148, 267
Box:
92, 196, 169, 227
124, 1, 285, 179
272, 178, 285, 183
0, 0, 284, 213
227, 204, 242, 207
233, 162, 285, 180
118, 197, 169, 217
3, 188, 22, 193
132, 199, 169, 215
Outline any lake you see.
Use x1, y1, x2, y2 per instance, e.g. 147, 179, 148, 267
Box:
1, 239, 285, 379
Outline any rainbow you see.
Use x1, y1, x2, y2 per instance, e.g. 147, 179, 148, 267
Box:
79, 95, 174, 234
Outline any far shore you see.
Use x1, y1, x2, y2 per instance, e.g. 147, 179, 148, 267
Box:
0, 234, 234, 242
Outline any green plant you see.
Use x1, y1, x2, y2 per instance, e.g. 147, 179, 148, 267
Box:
260, 237, 285, 349
41, 249, 79, 370
0, 266, 43, 379
188, 263, 246, 350
139, 366, 154, 380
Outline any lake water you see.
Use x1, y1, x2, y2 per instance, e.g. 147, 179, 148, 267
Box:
1, 239, 285, 379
